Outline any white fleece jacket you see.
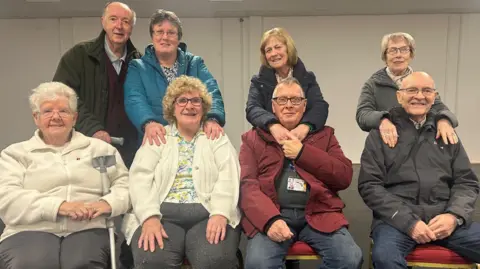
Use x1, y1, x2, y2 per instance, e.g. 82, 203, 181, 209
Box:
0, 130, 130, 241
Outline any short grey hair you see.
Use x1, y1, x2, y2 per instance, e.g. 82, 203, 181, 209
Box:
272, 77, 305, 98
102, 2, 136, 26
29, 82, 78, 113
149, 9, 183, 39
381, 32, 416, 61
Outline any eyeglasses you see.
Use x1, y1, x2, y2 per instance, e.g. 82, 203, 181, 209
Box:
38, 109, 73, 118
272, 96, 306, 106
153, 30, 178, 38
386, 46, 411, 55
399, 87, 436, 96
175, 97, 203, 107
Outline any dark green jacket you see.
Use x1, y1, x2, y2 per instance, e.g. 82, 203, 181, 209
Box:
53, 31, 141, 136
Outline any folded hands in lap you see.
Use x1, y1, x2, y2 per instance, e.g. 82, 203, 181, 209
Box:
409, 213, 457, 244
57, 200, 112, 221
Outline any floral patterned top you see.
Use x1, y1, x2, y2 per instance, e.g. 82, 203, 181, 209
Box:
161, 61, 179, 84
164, 126, 203, 203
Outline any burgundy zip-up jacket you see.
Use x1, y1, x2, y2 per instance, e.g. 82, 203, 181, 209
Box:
239, 127, 353, 238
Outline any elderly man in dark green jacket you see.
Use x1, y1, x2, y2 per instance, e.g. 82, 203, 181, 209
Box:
53, 2, 141, 168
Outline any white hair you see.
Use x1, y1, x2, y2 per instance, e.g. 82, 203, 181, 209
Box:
29, 82, 78, 113
272, 77, 305, 98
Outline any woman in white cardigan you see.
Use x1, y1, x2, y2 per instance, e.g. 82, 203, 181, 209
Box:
123, 75, 241, 269
0, 82, 130, 269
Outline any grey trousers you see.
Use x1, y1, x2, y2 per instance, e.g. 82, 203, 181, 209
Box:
131, 203, 240, 269
0, 228, 110, 269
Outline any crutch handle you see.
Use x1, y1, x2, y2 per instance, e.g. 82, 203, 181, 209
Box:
110, 137, 124, 146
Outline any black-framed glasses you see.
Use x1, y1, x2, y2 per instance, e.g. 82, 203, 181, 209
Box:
399, 87, 436, 96
272, 96, 306, 106
175, 97, 203, 107
386, 46, 411, 55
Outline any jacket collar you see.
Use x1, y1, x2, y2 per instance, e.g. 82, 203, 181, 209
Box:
87, 30, 140, 62
255, 128, 277, 144
25, 129, 91, 155
142, 42, 190, 74
369, 67, 399, 89
389, 106, 436, 132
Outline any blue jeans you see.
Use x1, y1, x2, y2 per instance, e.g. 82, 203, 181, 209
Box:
245, 208, 362, 269
371, 222, 480, 269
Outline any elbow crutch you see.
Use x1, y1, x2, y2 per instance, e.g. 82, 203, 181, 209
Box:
92, 155, 118, 269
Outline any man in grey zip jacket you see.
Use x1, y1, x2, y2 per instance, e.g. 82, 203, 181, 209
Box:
358, 72, 480, 269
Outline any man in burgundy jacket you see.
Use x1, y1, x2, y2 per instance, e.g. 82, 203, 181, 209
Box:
239, 77, 362, 269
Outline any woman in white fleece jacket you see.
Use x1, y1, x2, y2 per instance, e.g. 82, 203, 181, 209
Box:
123, 75, 241, 269
0, 82, 130, 269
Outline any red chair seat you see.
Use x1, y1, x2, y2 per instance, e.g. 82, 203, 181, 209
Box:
287, 241, 316, 256
406, 244, 473, 264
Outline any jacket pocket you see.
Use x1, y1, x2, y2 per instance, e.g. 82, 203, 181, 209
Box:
429, 183, 451, 202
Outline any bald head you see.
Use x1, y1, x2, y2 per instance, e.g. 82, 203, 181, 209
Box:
400, 71, 435, 90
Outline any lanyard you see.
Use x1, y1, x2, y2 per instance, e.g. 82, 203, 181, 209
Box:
288, 161, 296, 172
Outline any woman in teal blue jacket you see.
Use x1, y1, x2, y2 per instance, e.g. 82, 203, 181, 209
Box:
124, 9, 225, 146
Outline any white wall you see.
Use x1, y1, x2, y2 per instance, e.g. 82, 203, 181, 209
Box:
0, 14, 478, 163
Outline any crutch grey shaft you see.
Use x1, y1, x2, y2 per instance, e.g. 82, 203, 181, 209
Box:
92, 155, 117, 269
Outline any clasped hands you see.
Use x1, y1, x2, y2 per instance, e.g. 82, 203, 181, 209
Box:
269, 124, 306, 159
57, 200, 112, 221
409, 213, 458, 244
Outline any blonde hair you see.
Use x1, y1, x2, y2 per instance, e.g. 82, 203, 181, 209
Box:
29, 82, 78, 113
381, 32, 416, 61
260, 27, 298, 68
163, 76, 212, 124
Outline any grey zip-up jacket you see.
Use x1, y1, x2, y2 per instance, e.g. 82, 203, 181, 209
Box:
358, 107, 478, 234
356, 68, 458, 132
